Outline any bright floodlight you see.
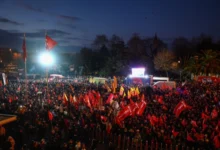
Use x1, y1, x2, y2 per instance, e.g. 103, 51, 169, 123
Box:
39, 52, 54, 66
132, 68, 145, 77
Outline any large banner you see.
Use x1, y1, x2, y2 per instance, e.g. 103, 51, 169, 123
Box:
197, 76, 220, 83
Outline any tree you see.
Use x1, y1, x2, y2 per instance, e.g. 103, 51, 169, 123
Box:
127, 34, 148, 67
143, 34, 167, 73
93, 34, 109, 50
172, 37, 193, 60
80, 47, 93, 74
109, 35, 125, 57
199, 49, 220, 75
154, 49, 176, 77
183, 56, 200, 78
191, 34, 215, 53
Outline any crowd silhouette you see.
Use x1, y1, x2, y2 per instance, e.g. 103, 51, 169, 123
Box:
0, 80, 219, 150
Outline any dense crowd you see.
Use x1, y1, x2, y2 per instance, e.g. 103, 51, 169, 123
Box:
0, 80, 219, 150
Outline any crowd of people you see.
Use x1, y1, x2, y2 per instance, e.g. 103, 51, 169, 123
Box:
0, 79, 219, 150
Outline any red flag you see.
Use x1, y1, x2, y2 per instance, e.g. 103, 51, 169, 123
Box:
8, 97, 12, 103
187, 132, 195, 142
214, 135, 220, 148
130, 102, 139, 116
69, 94, 73, 103
172, 129, 179, 137
48, 111, 53, 121
84, 94, 92, 110
201, 112, 210, 120
46, 35, 57, 50
211, 108, 218, 119
173, 101, 192, 117
106, 93, 114, 105
191, 120, 198, 128
136, 100, 147, 116
157, 96, 164, 104
195, 133, 204, 141
101, 116, 107, 122
148, 114, 159, 126
115, 105, 132, 125
22, 34, 27, 61
181, 119, 187, 127
106, 123, 112, 134
140, 94, 145, 101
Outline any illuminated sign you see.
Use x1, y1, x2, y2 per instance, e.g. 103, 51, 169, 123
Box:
128, 68, 148, 78
131, 68, 145, 77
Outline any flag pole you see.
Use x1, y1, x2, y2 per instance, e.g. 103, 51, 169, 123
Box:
45, 30, 49, 97
24, 33, 28, 100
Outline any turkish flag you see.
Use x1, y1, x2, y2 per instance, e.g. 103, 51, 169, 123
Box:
211, 108, 218, 119
136, 100, 147, 116
187, 133, 195, 142
84, 94, 91, 108
106, 93, 114, 105
201, 112, 209, 120
130, 102, 139, 116
173, 101, 192, 117
172, 129, 179, 137
116, 105, 132, 125
101, 116, 107, 122
8, 97, 12, 103
48, 111, 53, 121
46, 35, 57, 50
191, 120, 198, 128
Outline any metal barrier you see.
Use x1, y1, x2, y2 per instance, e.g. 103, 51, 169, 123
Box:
90, 127, 202, 150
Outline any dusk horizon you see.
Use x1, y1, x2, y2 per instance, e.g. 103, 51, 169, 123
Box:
0, 0, 220, 52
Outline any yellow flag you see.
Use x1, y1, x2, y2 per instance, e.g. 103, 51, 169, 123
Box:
119, 86, 124, 96
105, 83, 111, 92
130, 87, 135, 96
135, 87, 140, 96
63, 93, 68, 105
113, 76, 117, 89
123, 92, 126, 98
63, 93, 68, 101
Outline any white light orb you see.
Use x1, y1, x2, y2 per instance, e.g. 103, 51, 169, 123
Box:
39, 52, 55, 66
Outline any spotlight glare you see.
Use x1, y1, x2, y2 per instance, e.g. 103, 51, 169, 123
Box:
39, 52, 54, 66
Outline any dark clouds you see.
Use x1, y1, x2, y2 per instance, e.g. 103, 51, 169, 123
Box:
58, 15, 81, 22
0, 29, 81, 52
67, 37, 92, 42
9, 29, 71, 39
18, 1, 82, 23
19, 2, 43, 13
57, 22, 77, 30
0, 17, 24, 26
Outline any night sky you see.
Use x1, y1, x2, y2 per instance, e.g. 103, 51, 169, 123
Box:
0, 0, 219, 52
